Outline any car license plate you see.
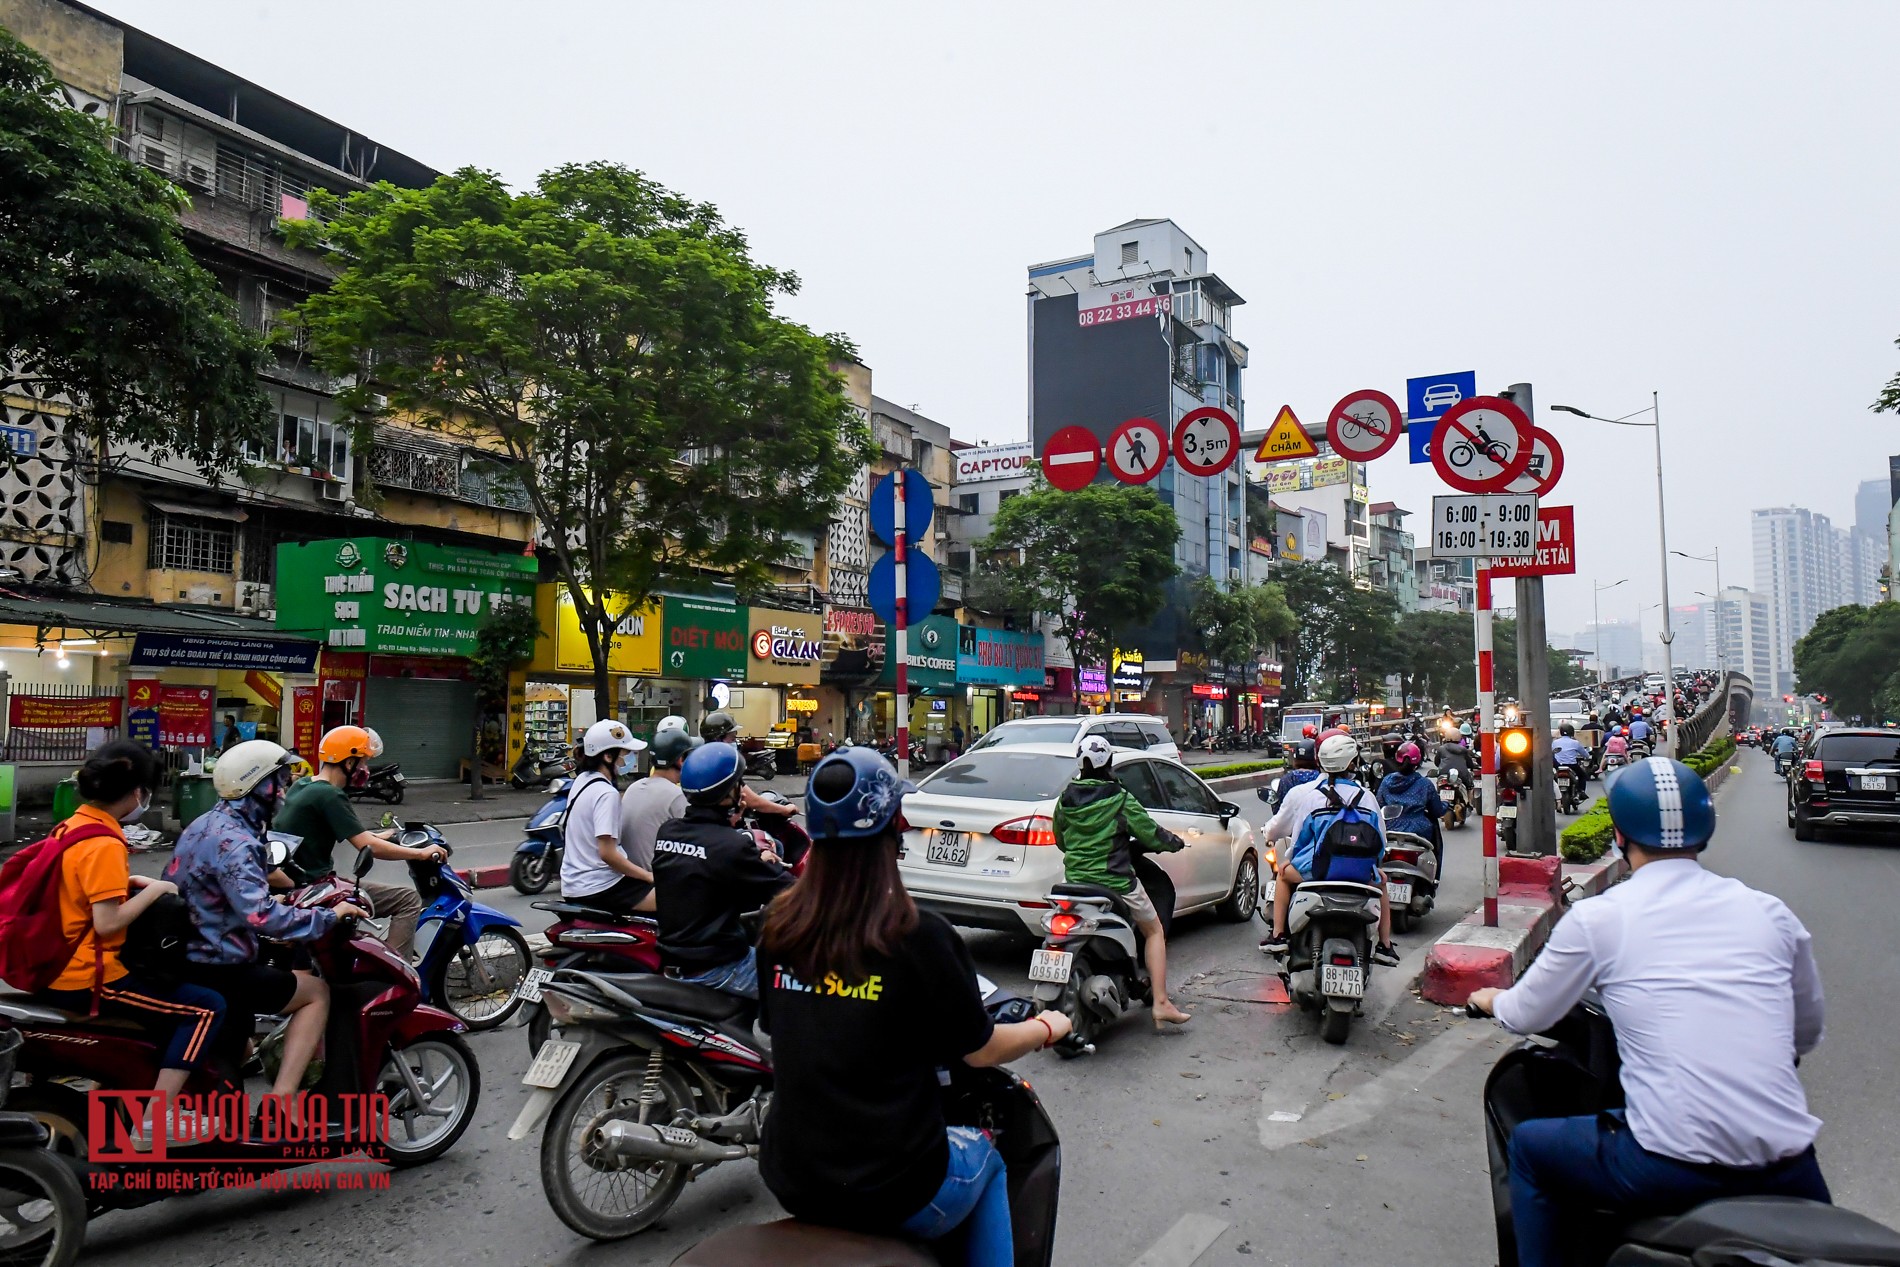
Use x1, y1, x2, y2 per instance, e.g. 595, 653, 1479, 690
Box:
1027, 949, 1073, 984
1320, 964, 1364, 997
926, 831, 970, 866
1857, 774, 1890, 792
1386, 881, 1413, 905
521, 1038, 581, 1089
516, 966, 555, 1003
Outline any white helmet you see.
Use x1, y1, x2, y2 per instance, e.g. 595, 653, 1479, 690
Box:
215, 739, 298, 799
1317, 732, 1361, 774
582, 719, 645, 758
654, 715, 689, 742
1078, 734, 1114, 771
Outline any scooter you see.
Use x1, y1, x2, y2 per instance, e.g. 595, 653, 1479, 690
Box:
509, 778, 570, 895
512, 743, 575, 791
0, 1028, 84, 1267
518, 900, 662, 1056
345, 760, 407, 805
1278, 873, 1381, 1044
1028, 853, 1178, 1057
404, 824, 533, 1032
1377, 805, 1439, 935
1476, 1000, 1900, 1267
737, 737, 780, 780
1558, 761, 1590, 815
1437, 769, 1473, 830
0, 846, 482, 1214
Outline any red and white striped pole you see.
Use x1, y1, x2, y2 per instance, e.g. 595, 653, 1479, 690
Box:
894, 473, 910, 783
1476, 560, 1499, 927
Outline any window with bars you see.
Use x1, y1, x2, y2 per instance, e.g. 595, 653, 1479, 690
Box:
149, 513, 235, 573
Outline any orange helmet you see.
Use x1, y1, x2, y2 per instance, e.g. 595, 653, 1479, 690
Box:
318, 725, 376, 765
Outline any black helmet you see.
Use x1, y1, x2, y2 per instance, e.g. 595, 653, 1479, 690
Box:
1293, 739, 1318, 769
700, 710, 738, 743
651, 729, 702, 769
1560, 723, 1575, 737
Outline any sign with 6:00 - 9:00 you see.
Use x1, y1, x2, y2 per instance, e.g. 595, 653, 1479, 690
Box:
1430, 493, 1539, 558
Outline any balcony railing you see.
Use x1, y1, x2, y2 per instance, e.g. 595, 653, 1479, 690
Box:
369, 430, 532, 511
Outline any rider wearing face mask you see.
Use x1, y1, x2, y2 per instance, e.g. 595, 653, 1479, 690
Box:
166, 740, 363, 1101
557, 720, 652, 914
272, 726, 446, 961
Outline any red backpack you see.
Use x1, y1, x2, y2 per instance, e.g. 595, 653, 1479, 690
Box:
0, 822, 120, 996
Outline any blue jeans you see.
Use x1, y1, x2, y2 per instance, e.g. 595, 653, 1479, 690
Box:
901, 1127, 1012, 1267
677, 950, 758, 1000
1509, 1111, 1830, 1267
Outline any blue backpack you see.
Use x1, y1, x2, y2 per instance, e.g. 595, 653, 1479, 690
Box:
1308, 784, 1383, 884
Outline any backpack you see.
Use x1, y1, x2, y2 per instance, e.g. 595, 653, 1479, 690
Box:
1309, 784, 1383, 885
118, 892, 197, 988
0, 822, 120, 996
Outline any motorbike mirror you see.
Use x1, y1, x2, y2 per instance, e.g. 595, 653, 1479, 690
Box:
353, 846, 375, 879
265, 832, 293, 868
1381, 803, 1401, 823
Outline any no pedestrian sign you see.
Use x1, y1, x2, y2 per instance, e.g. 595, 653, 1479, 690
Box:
1106, 417, 1167, 485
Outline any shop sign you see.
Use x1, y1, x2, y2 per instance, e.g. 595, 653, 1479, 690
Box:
8, 695, 122, 728
747, 609, 825, 684
1078, 666, 1109, 694
1191, 683, 1228, 700
824, 607, 877, 637
319, 651, 368, 681
276, 537, 538, 658
1115, 690, 1144, 703
882, 614, 958, 691
542, 587, 662, 676
662, 595, 749, 680
291, 686, 321, 761
956, 625, 1045, 687
954, 442, 1034, 484
1313, 456, 1351, 488
158, 685, 214, 746
1010, 690, 1041, 702
1111, 648, 1145, 691
786, 697, 820, 714
130, 632, 318, 674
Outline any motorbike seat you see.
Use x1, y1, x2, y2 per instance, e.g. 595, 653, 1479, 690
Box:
1626, 1196, 1900, 1265
673, 1218, 937, 1267
0, 991, 148, 1032
531, 899, 659, 929
1049, 882, 1134, 921
615, 975, 754, 1024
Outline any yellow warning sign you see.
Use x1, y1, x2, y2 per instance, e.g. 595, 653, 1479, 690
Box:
1254, 405, 1319, 462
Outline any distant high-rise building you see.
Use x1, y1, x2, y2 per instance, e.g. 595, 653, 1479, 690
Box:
1752, 506, 1855, 698
1581, 620, 1644, 681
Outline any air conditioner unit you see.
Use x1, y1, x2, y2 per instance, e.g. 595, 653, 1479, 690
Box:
141, 145, 172, 173
185, 163, 213, 192
1229, 568, 1243, 582
234, 581, 273, 615
317, 480, 349, 503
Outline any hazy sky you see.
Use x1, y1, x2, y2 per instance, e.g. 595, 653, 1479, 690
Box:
91, 1, 1900, 640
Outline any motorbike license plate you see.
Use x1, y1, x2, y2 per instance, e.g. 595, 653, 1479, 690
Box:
392, 772, 405, 783
522, 1038, 581, 1089
1386, 881, 1413, 905
1857, 774, 1890, 792
1320, 964, 1365, 998
926, 830, 970, 866
516, 966, 555, 1003
1499, 805, 1518, 820
1027, 948, 1073, 984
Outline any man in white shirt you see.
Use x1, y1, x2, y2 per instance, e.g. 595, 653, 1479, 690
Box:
1469, 759, 1829, 1267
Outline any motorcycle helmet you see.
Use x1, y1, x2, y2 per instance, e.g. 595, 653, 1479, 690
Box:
1631, 705, 1644, 718
215, 739, 299, 800
650, 728, 702, 769
680, 742, 745, 806
1394, 741, 1422, 772
1607, 758, 1714, 851
363, 728, 385, 759
1560, 723, 1575, 737
1077, 734, 1115, 776
582, 719, 643, 758
317, 725, 376, 766
805, 746, 917, 841
655, 714, 689, 741
1292, 739, 1318, 769
1317, 732, 1360, 775
1459, 722, 1474, 739
1301, 723, 1318, 740
700, 710, 738, 743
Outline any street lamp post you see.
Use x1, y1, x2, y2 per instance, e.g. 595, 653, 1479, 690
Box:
1554, 394, 1677, 757
1675, 548, 1724, 675
1594, 578, 1627, 685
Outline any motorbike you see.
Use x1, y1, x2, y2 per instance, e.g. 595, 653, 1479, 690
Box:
403, 824, 533, 1032
0, 845, 481, 1218
510, 778, 570, 895
1477, 1000, 1900, 1267
737, 736, 781, 780
1028, 854, 1179, 1056
1274, 865, 1381, 1044
1377, 805, 1439, 935
1437, 768, 1473, 830
0, 1028, 84, 1267
512, 742, 576, 791
1558, 761, 1590, 815
345, 760, 407, 805
519, 900, 663, 1056
1500, 786, 1521, 851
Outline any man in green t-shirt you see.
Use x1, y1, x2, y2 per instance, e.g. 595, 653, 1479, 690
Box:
273, 726, 446, 959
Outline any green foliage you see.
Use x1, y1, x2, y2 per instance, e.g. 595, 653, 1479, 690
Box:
1793, 604, 1900, 721
1397, 609, 1476, 707
1274, 561, 1401, 702
0, 30, 272, 468
977, 475, 1181, 671
1683, 735, 1736, 778
1560, 798, 1615, 862
287, 163, 871, 698
468, 601, 544, 705
1875, 334, 1900, 416
1188, 576, 1298, 674
1192, 758, 1283, 780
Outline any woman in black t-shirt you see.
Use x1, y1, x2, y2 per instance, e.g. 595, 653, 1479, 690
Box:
756, 748, 1069, 1265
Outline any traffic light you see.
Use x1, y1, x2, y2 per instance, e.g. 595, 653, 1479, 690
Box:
1499, 725, 1534, 791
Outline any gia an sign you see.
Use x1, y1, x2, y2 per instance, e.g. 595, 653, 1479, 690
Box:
747, 609, 824, 684
276, 538, 538, 658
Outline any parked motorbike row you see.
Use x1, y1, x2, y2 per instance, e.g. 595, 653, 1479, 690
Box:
1184, 725, 1280, 755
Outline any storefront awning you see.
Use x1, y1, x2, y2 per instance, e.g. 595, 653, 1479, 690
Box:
0, 593, 295, 641
145, 498, 248, 523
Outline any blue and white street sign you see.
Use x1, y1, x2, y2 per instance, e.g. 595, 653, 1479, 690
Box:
1406, 371, 1477, 424
869, 469, 933, 546
1407, 420, 1436, 465
868, 549, 940, 626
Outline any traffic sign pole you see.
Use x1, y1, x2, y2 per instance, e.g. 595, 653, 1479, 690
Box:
894, 474, 909, 783
1499, 383, 1556, 858
1477, 561, 1499, 928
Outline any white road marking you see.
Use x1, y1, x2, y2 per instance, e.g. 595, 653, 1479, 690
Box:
1128, 1213, 1229, 1267
1258, 1022, 1498, 1150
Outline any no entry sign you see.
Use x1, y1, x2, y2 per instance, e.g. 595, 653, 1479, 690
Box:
1430, 396, 1535, 493
1172, 406, 1240, 477
1040, 426, 1101, 492
1106, 417, 1167, 485
1326, 389, 1404, 462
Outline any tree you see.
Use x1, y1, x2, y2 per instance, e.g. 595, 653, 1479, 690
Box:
1794, 604, 1900, 721
1188, 576, 1297, 678
976, 473, 1181, 672
1875, 336, 1900, 416
1398, 609, 1477, 707
0, 30, 272, 469
465, 601, 543, 799
1273, 562, 1401, 703
288, 164, 871, 703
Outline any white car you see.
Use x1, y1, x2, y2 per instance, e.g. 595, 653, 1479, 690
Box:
967, 713, 1180, 760
897, 743, 1261, 937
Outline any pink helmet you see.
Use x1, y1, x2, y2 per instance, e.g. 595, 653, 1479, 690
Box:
1395, 741, 1423, 771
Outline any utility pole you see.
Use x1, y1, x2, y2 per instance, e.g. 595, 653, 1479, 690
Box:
1500, 383, 1556, 857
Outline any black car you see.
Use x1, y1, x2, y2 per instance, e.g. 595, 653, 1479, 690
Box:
1786, 727, 1900, 841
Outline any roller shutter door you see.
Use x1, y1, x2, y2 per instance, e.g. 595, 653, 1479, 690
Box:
366, 677, 475, 780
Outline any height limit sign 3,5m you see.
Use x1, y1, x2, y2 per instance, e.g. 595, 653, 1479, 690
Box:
1431, 493, 1539, 558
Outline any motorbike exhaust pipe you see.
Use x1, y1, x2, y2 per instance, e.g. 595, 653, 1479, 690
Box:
589, 1119, 754, 1167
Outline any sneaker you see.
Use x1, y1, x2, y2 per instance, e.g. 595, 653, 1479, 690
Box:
131, 1106, 219, 1152
1372, 942, 1401, 967
1259, 934, 1289, 956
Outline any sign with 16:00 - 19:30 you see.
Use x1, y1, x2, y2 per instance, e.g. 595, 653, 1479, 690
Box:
1430, 493, 1538, 558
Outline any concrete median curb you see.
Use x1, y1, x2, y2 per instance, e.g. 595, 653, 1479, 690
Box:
456, 864, 516, 890
1419, 854, 1622, 1005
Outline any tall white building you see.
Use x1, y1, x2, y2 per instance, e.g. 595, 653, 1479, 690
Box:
1752, 506, 1854, 698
